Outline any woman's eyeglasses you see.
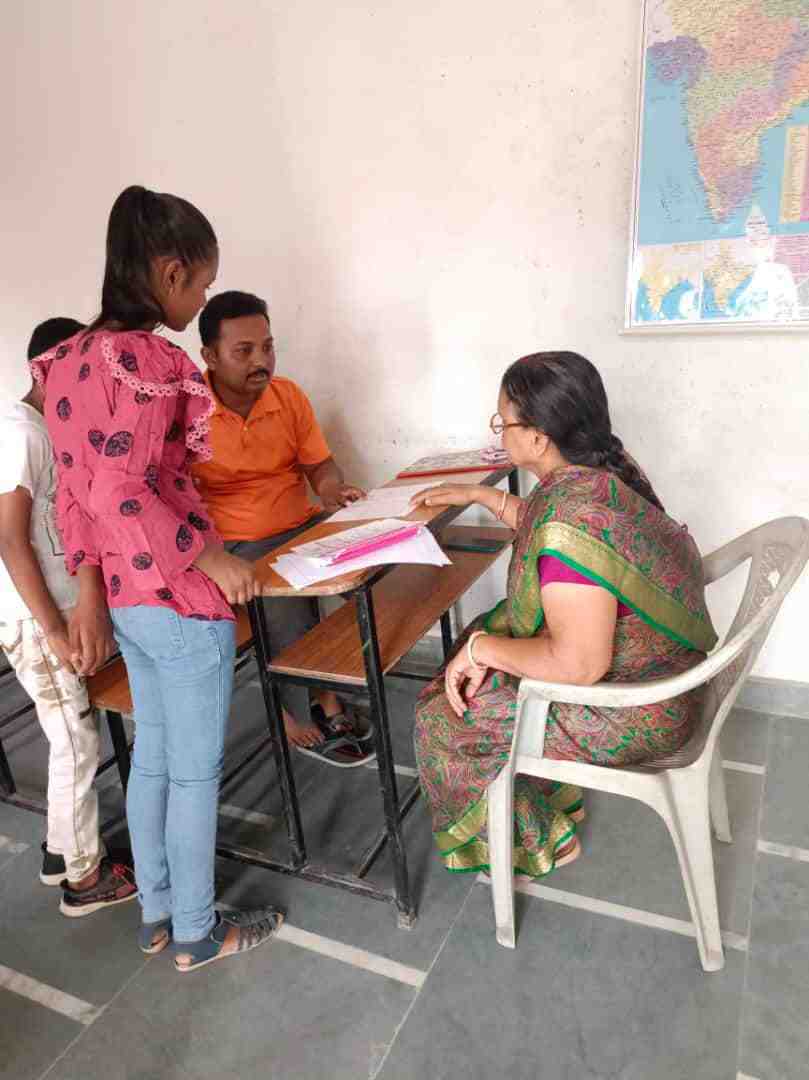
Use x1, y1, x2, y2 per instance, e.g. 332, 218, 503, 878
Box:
490, 413, 527, 436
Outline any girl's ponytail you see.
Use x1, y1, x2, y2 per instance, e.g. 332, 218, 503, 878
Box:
91, 185, 217, 331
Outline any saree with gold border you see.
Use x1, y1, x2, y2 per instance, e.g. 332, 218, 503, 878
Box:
414, 464, 717, 876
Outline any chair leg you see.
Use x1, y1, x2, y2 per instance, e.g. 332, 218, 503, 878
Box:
661, 770, 724, 972
709, 751, 732, 844
487, 767, 516, 948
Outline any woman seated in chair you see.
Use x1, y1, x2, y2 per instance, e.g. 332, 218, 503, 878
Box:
410, 351, 717, 877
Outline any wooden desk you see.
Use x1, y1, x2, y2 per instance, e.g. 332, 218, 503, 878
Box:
248, 466, 515, 597
220, 465, 518, 928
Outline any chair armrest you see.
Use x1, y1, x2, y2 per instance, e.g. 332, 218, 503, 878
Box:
518, 671, 705, 709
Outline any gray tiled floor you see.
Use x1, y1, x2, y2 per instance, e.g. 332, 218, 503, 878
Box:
1, 668, 808, 1080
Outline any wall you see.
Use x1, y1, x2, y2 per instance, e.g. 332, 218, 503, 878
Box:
2, 1, 807, 678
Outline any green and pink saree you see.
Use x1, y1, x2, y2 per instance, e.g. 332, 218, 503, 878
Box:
414, 464, 717, 877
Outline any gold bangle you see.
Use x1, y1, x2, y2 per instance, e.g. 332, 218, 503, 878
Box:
467, 630, 487, 671
496, 489, 508, 521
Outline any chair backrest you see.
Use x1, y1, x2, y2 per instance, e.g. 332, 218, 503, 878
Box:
689, 516, 809, 765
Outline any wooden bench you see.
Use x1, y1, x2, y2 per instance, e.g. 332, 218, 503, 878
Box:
87, 606, 255, 715
268, 526, 512, 685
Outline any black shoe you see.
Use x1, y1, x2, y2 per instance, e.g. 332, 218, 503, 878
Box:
40, 843, 66, 887
60, 857, 138, 918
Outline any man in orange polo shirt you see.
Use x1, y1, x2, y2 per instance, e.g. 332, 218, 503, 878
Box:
192, 291, 371, 765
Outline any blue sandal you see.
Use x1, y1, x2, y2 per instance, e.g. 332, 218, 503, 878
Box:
139, 917, 172, 955
174, 906, 284, 973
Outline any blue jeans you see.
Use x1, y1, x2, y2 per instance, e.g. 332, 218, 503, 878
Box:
111, 606, 236, 943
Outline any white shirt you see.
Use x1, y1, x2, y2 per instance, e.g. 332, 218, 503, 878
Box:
0, 401, 78, 622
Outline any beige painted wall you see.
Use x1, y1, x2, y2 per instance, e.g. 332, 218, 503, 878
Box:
2, 1, 807, 678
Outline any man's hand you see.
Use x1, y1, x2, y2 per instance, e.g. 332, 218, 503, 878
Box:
319, 482, 366, 513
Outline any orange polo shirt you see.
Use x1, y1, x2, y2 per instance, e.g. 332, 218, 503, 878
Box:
191, 374, 331, 542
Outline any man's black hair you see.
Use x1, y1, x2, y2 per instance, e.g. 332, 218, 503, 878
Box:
27, 318, 85, 361
198, 291, 269, 346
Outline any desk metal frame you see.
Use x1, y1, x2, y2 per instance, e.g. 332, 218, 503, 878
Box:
215, 468, 518, 927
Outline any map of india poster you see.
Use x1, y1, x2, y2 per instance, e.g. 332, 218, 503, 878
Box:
628, 0, 809, 329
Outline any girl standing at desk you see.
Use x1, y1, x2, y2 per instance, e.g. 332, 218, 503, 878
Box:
31, 185, 283, 970
410, 351, 717, 877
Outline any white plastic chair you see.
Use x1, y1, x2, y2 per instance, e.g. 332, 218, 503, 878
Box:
486, 516, 809, 971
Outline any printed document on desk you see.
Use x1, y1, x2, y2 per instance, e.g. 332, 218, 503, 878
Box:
328, 483, 441, 523
274, 522, 450, 589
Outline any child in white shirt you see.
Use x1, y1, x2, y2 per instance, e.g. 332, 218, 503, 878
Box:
0, 317, 136, 915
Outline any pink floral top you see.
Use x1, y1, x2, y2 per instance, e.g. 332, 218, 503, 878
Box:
30, 330, 233, 621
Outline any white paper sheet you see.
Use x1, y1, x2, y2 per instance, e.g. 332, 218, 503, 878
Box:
273, 528, 450, 589
328, 483, 441, 523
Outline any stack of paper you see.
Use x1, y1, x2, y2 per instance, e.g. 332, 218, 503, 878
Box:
274, 518, 451, 590
328, 483, 440, 523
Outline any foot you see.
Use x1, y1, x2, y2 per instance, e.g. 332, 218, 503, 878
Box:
40, 843, 66, 887
553, 835, 582, 869
283, 708, 324, 748
60, 858, 138, 918
139, 917, 172, 955
174, 906, 284, 973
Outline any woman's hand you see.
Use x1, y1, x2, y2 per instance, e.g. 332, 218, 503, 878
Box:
444, 647, 488, 718
194, 547, 260, 605
409, 483, 486, 512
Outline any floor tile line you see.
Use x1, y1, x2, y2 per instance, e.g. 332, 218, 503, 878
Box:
0, 963, 100, 1026
362, 761, 419, 779
737, 1073, 762, 1080
276, 923, 426, 988
0, 833, 30, 874
371, 882, 478, 1079
36, 957, 152, 1080
219, 802, 277, 828
757, 838, 809, 863
0, 834, 30, 855
474, 875, 749, 952
722, 760, 765, 775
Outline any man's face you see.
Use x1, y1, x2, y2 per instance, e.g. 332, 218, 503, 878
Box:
203, 313, 275, 398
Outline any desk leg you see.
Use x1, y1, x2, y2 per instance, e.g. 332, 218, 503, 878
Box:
508, 468, 520, 497
355, 586, 416, 928
106, 710, 131, 794
0, 736, 15, 795
440, 611, 453, 661
248, 598, 307, 869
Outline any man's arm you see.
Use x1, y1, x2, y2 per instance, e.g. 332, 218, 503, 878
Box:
300, 457, 365, 512
0, 487, 79, 671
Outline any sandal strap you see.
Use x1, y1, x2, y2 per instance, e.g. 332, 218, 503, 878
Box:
175, 907, 283, 968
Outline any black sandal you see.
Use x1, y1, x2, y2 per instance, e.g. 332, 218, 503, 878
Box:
174, 906, 284, 973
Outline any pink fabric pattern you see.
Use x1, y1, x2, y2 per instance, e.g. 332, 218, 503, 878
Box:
30, 330, 232, 621
539, 555, 631, 617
